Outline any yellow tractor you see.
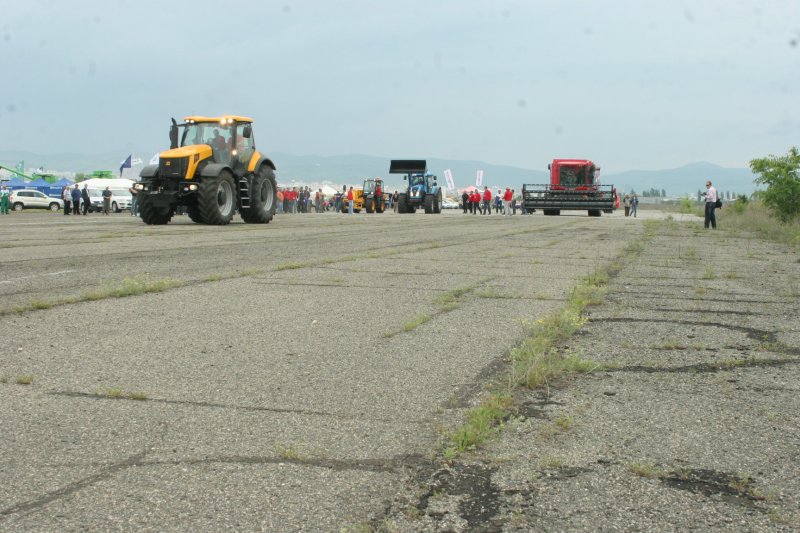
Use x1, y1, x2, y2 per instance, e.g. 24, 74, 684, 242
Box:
135, 115, 277, 225
340, 177, 386, 213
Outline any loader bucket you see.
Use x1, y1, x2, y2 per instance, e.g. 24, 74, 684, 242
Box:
390, 160, 427, 174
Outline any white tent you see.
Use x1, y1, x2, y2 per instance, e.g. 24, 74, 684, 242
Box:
79, 178, 135, 189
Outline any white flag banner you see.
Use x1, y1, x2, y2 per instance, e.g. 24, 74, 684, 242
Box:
131, 157, 144, 166
149, 153, 160, 165
443, 169, 455, 191
476, 170, 484, 187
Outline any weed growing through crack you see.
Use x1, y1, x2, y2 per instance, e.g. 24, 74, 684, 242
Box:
701, 267, 716, 280
15, 374, 34, 385
275, 262, 306, 271
275, 443, 303, 461
0, 375, 7, 384
627, 463, 666, 479
129, 391, 148, 401
96, 387, 124, 398
445, 394, 513, 455
725, 271, 741, 280
86, 275, 184, 300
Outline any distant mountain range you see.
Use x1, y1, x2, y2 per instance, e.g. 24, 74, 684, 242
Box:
0, 150, 758, 197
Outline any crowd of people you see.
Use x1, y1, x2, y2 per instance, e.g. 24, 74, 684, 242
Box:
461, 186, 521, 215
58, 183, 116, 216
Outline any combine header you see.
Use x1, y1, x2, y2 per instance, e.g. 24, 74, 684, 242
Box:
522, 159, 616, 217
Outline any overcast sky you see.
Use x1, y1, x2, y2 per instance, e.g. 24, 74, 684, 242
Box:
1, 0, 798, 173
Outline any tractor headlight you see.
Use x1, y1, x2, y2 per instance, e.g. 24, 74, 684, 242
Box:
134, 183, 146, 190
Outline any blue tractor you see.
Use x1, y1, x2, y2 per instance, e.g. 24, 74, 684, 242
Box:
390, 160, 442, 214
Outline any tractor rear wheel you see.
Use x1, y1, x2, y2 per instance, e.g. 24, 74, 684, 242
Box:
433, 191, 442, 214
139, 194, 174, 225
376, 198, 384, 213
366, 197, 375, 213
588, 209, 601, 217
241, 167, 277, 224
397, 194, 408, 213
198, 171, 236, 225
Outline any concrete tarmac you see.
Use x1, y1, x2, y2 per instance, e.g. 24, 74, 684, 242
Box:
0, 208, 642, 531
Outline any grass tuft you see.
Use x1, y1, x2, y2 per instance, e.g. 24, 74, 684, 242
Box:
445, 394, 513, 455
15, 374, 34, 385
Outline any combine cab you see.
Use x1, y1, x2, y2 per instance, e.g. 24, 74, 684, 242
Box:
522, 159, 616, 217
135, 115, 277, 225
390, 160, 442, 214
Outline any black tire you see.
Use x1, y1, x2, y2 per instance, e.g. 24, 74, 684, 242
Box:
139, 194, 174, 225
433, 191, 442, 214
49, 203, 60, 211
240, 167, 277, 224
376, 197, 384, 213
187, 204, 204, 223
365, 197, 375, 213
198, 170, 236, 225
397, 194, 408, 214
423, 194, 434, 214
543, 209, 561, 216
588, 209, 602, 217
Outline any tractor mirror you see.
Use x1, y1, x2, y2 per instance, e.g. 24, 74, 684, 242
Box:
547, 164, 551, 170
169, 118, 179, 149
403, 176, 407, 181
243, 125, 252, 138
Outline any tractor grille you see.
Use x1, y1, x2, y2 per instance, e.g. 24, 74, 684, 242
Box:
159, 157, 189, 179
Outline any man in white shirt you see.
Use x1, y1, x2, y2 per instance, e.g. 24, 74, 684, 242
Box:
703, 180, 718, 229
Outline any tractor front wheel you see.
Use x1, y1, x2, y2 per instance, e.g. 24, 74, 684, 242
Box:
397, 194, 408, 213
139, 194, 174, 225
423, 194, 434, 214
198, 171, 236, 225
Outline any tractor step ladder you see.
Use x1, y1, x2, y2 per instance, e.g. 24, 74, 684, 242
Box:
239, 177, 250, 208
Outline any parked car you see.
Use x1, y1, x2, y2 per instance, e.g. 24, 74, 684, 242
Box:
9, 189, 64, 211
441, 198, 459, 209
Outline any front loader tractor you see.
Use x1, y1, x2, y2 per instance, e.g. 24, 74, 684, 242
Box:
390, 160, 442, 214
135, 115, 277, 225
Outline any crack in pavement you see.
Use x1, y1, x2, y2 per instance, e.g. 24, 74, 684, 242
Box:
48, 391, 431, 425
0, 449, 149, 518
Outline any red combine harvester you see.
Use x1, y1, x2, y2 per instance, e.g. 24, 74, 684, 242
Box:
522, 159, 617, 217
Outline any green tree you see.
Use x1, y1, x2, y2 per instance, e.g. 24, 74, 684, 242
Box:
750, 147, 800, 222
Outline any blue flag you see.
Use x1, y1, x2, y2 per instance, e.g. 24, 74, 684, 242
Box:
119, 154, 132, 176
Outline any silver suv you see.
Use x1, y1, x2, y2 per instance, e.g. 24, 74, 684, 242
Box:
9, 189, 64, 211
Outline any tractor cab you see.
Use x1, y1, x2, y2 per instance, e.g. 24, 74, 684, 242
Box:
167, 116, 256, 172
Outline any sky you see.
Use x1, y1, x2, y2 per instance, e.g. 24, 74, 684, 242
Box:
1, 0, 799, 174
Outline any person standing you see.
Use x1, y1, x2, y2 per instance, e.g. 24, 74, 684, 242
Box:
374, 181, 382, 212
347, 186, 354, 214
503, 187, 513, 216
702, 180, 718, 229
102, 186, 112, 215
482, 186, 492, 215
630, 194, 639, 218
128, 185, 139, 216
71, 184, 81, 215
0, 184, 9, 215
623, 194, 631, 217
82, 184, 91, 215
461, 190, 469, 214
62, 186, 71, 215
392, 191, 399, 212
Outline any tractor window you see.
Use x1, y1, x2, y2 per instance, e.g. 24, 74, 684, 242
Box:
363, 180, 375, 193
235, 123, 255, 166
411, 175, 424, 186
558, 166, 591, 186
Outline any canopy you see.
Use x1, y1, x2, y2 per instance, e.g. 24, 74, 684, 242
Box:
2, 178, 28, 189
27, 178, 51, 188
52, 177, 75, 187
